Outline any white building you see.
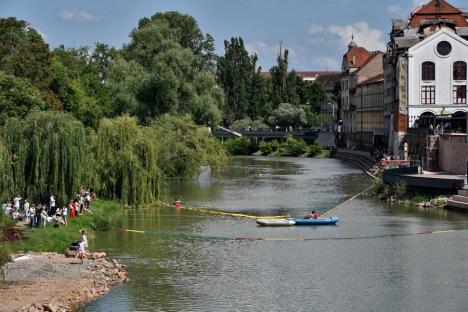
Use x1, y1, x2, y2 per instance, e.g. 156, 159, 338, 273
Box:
407, 28, 468, 129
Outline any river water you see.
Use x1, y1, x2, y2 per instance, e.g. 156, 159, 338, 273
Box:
81, 157, 468, 312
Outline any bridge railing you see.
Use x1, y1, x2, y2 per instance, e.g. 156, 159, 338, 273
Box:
211, 129, 319, 139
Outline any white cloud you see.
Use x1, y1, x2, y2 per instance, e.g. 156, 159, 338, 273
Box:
328, 22, 386, 51
58, 9, 100, 24
306, 22, 386, 52
308, 24, 325, 35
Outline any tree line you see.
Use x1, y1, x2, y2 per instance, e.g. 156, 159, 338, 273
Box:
0, 12, 332, 205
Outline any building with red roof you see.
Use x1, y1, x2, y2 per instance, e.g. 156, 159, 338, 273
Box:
385, 0, 468, 159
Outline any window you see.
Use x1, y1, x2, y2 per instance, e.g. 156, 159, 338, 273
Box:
437, 41, 452, 56
453, 61, 467, 80
421, 86, 435, 104
453, 85, 466, 104
422, 62, 435, 81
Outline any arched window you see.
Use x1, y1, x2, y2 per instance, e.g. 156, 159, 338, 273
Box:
422, 62, 435, 81
453, 61, 467, 80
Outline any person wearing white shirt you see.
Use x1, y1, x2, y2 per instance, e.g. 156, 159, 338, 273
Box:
13, 195, 21, 211
24, 200, 30, 223
50, 194, 56, 214
62, 205, 68, 226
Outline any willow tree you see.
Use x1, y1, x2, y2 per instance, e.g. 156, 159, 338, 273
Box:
152, 114, 227, 177
93, 115, 162, 204
0, 136, 13, 202
3, 111, 87, 204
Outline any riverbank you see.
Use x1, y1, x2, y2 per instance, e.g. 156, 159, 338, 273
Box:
0, 252, 128, 312
8, 200, 121, 253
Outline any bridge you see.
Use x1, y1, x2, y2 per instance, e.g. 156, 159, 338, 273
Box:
211, 128, 319, 140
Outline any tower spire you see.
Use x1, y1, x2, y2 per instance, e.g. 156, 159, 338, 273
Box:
348, 33, 357, 49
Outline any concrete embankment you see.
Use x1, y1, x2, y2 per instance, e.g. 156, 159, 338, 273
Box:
0, 252, 128, 312
332, 150, 377, 179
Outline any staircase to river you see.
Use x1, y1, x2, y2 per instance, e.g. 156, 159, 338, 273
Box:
446, 190, 468, 211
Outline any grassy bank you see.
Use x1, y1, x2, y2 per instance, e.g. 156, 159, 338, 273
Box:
9, 200, 122, 253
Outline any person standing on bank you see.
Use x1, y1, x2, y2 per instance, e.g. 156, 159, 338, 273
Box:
50, 193, 56, 215
62, 205, 68, 226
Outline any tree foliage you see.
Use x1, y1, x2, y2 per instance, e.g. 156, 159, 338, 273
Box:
0, 136, 13, 202
93, 115, 162, 204
0, 73, 47, 125
0, 17, 51, 89
152, 114, 227, 177
268, 103, 307, 129
3, 111, 87, 204
118, 12, 223, 125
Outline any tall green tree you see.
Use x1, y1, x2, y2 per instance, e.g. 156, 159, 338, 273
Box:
152, 114, 227, 177
270, 47, 289, 107
0, 73, 47, 125
118, 12, 223, 125
92, 115, 162, 204
0, 17, 51, 89
217, 37, 254, 125
3, 111, 87, 204
268, 103, 307, 129
307, 82, 327, 113
49, 46, 113, 127
0, 136, 13, 202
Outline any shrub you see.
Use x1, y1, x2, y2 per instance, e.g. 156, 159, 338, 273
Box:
284, 136, 308, 156
308, 142, 323, 157
393, 181, 408, 199
224, 137, 253, 155
90, 214, 111, 232
259, 140, 280, 155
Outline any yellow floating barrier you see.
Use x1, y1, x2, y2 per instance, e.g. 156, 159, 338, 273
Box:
155, 200, 287, 220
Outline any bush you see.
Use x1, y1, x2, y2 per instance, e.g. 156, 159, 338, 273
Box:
259, 140, 280, 155
90, 214, 111, 232
393, 181, 408, 199
373, 178, 391, 199
224, 137, 253, 155
308, 142, 322, 157
284, 136, 308, 156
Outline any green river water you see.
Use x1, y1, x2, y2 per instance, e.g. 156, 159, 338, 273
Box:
80, 157, 468, 312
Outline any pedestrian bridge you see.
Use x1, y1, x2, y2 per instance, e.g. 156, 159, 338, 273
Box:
211, 128, 318, 140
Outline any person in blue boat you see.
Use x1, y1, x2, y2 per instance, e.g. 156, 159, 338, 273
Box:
305, 210, 319, 219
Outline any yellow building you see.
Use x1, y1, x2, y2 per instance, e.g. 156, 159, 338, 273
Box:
355, 74, 386, 146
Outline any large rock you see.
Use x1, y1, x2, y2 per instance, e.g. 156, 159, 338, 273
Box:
43, 301, 59, 312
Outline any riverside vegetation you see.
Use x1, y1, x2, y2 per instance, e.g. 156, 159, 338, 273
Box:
0, 10, 335, 261
224, 136, 329, 158
371, 176, 446, 209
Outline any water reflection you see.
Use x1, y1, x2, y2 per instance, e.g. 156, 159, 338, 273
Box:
82, 157, 468, 312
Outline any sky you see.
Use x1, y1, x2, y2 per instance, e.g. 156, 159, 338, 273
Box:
1, 0, 467, 71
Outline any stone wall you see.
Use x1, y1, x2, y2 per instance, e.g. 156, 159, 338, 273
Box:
439, 134, 468, 174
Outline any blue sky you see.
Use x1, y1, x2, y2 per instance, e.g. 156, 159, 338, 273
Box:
1, 0, 466, 71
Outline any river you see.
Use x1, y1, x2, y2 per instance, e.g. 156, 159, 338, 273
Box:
80, 157, 468, 312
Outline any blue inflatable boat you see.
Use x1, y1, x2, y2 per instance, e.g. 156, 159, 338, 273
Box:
289, 217, 339, 225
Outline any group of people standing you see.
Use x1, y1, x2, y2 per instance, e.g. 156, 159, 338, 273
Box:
2, 186, 94, 229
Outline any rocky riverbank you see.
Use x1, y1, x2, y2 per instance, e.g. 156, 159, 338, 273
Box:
0, 252, 128, 312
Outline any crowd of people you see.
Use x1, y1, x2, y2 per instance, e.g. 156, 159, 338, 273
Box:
2, 186, 94, 229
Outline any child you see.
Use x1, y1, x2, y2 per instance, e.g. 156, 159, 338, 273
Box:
77, 239, 87, 264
